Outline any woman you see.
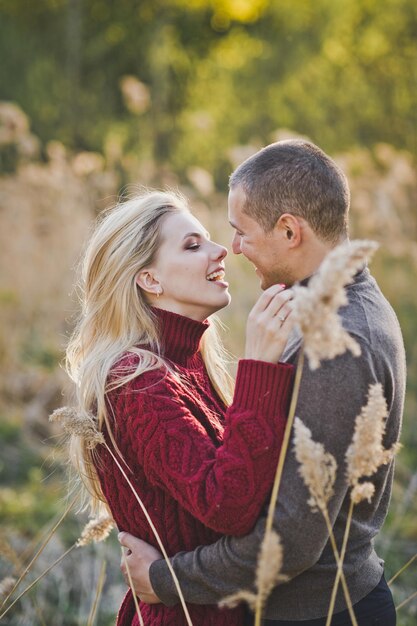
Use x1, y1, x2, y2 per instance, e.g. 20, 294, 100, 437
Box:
65, 190, 295, 625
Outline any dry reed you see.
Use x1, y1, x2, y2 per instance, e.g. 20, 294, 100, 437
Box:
50, 405, 194, 626
122, 548, 145, 626
292, 240, 378, 370
326, 383, 401, 625
86, 560, 107, 626
220, 530, 285, 611
293, 418, 358, 626
250, 241, 379, 626
396, 589, 417, 611
249, 347, 304, 626
0, 494, 77, 610
0, 515, 113, 620
388, 553, 417, 586
0, 537, 22, 570
0, 545, 77, 620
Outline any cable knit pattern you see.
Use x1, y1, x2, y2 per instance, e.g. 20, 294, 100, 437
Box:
96, 308, 294, 626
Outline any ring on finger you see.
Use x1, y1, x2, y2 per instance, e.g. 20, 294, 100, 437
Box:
278, 314, 286, 322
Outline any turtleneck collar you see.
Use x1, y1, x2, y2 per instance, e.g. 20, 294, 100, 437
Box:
152, 307, 209, 368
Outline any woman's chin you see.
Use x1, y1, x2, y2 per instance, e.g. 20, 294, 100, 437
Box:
211, 293, 232, 314
203, 294, 230, 317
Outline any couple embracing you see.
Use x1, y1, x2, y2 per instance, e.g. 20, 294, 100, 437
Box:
63, 140, 405, 626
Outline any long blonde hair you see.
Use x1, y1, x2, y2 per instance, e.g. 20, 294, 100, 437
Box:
66, 190, 234, 512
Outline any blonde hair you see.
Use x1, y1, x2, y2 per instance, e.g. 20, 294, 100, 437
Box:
66, 190, 234, 513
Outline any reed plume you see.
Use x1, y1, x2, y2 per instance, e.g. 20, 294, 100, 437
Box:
76, 516, 115, 547
0, 578, 16, 599
50, 406, 105, 449
292, 240, 378, 370
219, 529, 285, 611
326, 383, 401, 625
350, 482, 375, 504
346, 383, 400, 490
293, 418, 358, 626
293, 417, 337, 513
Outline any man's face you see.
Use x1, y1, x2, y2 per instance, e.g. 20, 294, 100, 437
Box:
228, 185, 294, 289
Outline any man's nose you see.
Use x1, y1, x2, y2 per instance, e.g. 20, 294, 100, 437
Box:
231, 233, 242, 255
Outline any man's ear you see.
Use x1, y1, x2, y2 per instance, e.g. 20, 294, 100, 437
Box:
276, 214, 302, 247
135, 270, 162, 296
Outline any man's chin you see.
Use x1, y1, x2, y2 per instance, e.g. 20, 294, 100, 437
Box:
260, 274, 288, 290
255, 267, 283, 290
260, 277, 274, 290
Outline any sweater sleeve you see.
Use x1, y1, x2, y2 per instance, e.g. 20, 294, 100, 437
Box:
149, 344, 394, 605
113, 359, 294, 536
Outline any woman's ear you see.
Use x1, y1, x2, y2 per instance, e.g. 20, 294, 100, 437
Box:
135, 270, 162, 296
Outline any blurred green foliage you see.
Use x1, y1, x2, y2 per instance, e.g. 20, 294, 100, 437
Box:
21, 329, 62, 371
0, 0, 416, 185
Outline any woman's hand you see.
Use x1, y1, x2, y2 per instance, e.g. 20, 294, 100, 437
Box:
245, 284, 294, 363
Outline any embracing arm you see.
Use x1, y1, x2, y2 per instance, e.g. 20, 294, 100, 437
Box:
149, 346, 383, 605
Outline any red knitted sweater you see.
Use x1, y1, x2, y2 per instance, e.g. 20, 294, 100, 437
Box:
96, 308, 294, 626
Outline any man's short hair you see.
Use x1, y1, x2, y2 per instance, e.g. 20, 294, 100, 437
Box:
229, 139, 350, 242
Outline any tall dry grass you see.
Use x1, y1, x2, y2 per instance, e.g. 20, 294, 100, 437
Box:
1, 103, 417, 623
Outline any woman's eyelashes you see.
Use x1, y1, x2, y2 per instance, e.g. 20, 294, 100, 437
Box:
184, 235, 204, 250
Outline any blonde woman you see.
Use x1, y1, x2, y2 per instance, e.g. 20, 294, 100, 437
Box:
65, 190, 295, 626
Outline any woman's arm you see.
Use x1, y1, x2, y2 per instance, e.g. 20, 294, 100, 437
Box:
111, 358, 294, 536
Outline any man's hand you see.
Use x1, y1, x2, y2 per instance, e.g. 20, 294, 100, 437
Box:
118, 532, 163, 604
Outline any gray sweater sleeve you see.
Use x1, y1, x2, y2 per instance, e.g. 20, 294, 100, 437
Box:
150, 342, 383, 605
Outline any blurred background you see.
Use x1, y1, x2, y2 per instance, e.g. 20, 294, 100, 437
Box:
0, 0, 416, 624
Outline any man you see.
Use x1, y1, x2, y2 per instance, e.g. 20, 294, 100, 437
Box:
118, 140, 405, 625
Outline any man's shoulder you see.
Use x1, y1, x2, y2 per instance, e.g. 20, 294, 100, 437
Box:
282, 268, 404, 368
343, 268, 403, 352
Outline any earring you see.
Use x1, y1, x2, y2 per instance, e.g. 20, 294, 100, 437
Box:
156, 287, 163, 298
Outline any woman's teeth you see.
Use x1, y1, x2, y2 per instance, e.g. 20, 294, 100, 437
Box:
206, 270, 224, 281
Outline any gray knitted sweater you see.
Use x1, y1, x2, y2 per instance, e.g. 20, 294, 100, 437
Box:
150, 268, 406, 620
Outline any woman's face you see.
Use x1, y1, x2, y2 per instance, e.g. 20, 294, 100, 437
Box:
140, 211, 231, 321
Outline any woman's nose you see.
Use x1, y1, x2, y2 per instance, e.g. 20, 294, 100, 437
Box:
213, 242, 227, 260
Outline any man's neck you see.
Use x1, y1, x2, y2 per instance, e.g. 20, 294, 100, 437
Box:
294, 236, 348, 285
